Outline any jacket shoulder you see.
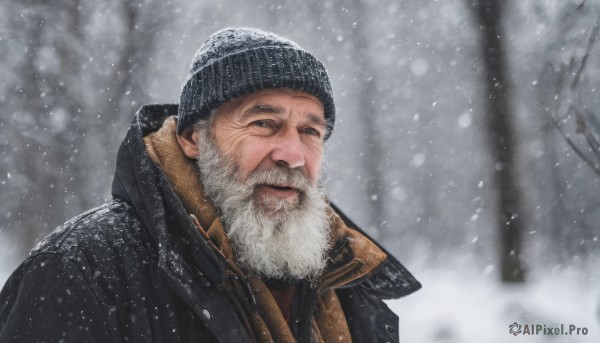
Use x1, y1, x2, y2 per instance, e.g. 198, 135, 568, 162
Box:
1, 200, 159, 341
31, 200, 150, 259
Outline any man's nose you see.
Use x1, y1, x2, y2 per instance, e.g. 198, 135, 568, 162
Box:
270, 128, 305, 169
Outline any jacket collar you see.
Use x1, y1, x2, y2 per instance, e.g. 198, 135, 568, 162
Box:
112, 104, 225, 286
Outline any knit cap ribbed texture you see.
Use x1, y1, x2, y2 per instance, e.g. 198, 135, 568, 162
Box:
178, 27, 335, 139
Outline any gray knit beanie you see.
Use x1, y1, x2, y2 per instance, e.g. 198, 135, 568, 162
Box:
178, 27, 335, 139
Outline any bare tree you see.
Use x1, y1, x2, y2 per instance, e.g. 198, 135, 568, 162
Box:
0, 0, 166, 256
537, 1, 600, 260
542, 4, 600, 175
468, 0, 526, 282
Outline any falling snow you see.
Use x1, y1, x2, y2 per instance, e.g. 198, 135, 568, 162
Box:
1, 1, 599, 342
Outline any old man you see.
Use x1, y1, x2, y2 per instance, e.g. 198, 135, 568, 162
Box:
0, 28, 420, 342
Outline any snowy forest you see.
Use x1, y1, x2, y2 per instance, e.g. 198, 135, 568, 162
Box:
1, 0, 600, 341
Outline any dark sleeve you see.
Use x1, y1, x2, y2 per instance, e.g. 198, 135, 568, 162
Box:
0, 253, 113, 343
337, 286, 400, 343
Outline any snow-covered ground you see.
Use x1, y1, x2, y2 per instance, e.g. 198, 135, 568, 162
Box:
389, 258, 600, 342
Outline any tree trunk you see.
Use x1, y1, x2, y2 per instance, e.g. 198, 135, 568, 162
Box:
469, 0, 526, 282
1, 0, 165, 255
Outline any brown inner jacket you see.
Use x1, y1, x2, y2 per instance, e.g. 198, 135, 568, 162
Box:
144, 117, 387, 343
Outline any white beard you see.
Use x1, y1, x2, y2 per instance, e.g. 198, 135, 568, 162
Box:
196, 128, 331, 282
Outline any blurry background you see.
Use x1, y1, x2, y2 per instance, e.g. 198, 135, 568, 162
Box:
1, 0, 599, 341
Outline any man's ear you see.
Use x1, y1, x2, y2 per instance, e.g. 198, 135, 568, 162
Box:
176, 126, 201, 159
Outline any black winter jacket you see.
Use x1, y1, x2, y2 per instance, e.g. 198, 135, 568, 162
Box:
0, 104, 421, 342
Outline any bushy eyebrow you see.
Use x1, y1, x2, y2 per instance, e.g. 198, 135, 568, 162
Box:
241, 103, 327, 129
307, 114, 328, 130
244, 103, 284, 116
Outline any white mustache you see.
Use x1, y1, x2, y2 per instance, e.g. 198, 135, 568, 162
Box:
246, 165, 311, 193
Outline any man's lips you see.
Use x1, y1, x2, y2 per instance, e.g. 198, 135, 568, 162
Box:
256, 184, 300, 200
268, 184, 294, 191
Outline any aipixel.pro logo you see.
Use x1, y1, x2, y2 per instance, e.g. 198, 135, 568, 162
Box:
509, 322, 588, 336
509, 322, 522, 336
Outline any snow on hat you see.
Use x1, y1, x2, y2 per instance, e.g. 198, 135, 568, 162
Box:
178, 27, 335, 139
